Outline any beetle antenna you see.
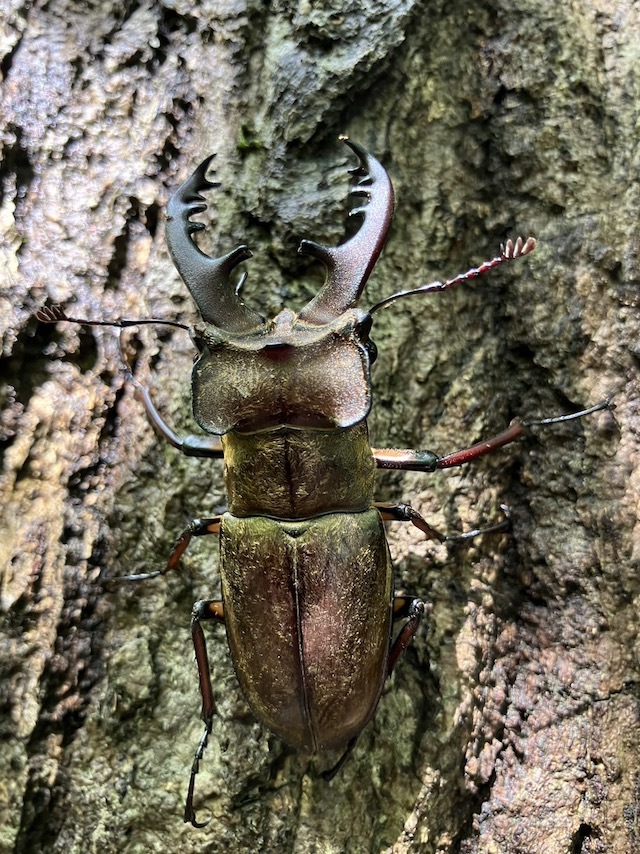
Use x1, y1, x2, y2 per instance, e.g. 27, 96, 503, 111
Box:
369, 236, 536, 314
35, 304, 191, 332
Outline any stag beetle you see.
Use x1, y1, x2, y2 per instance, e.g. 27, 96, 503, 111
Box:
36, 137, 609, 826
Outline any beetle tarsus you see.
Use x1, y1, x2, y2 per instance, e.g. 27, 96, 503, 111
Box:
113, 519, 223, 583
115, 569, 163, 582
435, 400, 612, 471
321, 736, 359, 782
445, 506, 512, 542
184, 724, 213, 827
524, 398, 613, 428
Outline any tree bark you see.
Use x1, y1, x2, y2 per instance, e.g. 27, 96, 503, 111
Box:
1, 1, 638, 852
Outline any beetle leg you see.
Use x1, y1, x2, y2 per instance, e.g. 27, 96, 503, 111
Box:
320, 596, 425, 782
165, 517, 223, 573
373, 448, 439, 471
376, 501, 511, 543
185, 598, 225, 827
320, 596, 425, 783
372, 399, 612, 472
35, 307, 223, 458
118, 516, 222, 582
320, 736, 359, 782
376, 501, 447, 542
127, 370, 225, 459
436, 399, 612, 468
388, 595, 426, 676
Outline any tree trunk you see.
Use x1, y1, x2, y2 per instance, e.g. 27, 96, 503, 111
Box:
1, 1, 638, 852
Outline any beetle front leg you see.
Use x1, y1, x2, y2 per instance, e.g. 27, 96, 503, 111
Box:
185, 598, 225, 828
36, 307, 225, 458
372, 399, 612, 472
128, 371, 225, 459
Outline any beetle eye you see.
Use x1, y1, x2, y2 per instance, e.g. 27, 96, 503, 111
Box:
355, 313, 374, 340
355, 314, 377, 363
190, 331, 205, 353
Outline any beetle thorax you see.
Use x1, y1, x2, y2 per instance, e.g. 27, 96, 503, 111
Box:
191, 309, 374, 435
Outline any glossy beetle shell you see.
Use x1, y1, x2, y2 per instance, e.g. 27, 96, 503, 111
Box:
219, 510, 393, 751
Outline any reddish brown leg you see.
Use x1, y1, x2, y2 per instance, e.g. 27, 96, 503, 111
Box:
185, 599, 225, 828
372, 400, 612, 472
322, 594, 426, 781
376, 501, 446, 541
119, 516, 222, 582
388, 595, 426, 676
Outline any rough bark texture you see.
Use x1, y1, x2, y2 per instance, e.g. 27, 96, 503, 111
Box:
1, 1, 638, 852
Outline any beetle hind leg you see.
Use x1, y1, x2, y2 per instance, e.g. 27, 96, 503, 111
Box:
320, 594, 425, 782
184, 598, 225, 827
388, 594, 425, 676
320, 736, 359, 782
184, 727, 213, 827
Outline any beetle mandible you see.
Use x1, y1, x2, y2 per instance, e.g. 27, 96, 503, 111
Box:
36, 136, 610, 826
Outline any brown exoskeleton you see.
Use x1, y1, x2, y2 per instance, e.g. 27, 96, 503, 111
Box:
37, 137, 610, 826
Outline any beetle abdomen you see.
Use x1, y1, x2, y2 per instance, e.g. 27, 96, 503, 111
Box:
220, 510, 393, 751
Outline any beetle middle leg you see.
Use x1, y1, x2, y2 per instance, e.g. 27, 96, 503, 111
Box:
375, 501, 510, 543
119, 516, 222, 581
372, 401, 612, 541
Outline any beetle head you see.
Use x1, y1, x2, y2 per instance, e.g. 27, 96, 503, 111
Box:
166, 138, 393, 434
